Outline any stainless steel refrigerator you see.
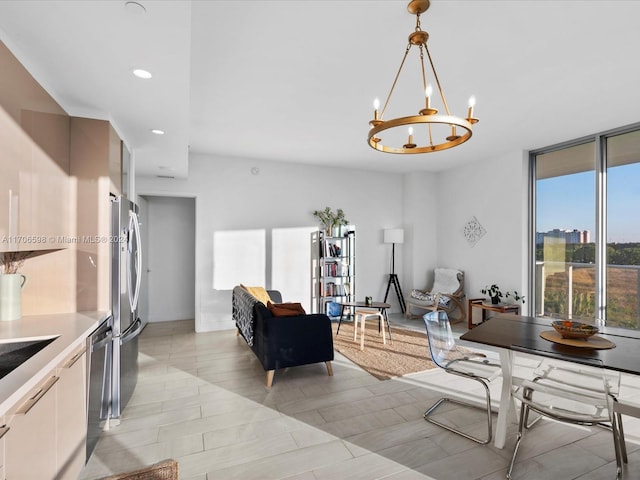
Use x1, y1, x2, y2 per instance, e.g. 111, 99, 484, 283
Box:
110, 195, 144, 421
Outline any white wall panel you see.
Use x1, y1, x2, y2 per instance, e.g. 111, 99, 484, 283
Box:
137, 154, 405, 332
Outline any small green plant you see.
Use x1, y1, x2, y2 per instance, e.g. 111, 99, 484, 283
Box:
481, 284, 503, 303
506, 290, 526, 304
481, 284, 525, 304
312, 207, 349, 232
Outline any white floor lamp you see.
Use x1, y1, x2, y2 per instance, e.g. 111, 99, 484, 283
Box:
383, 228, 406, 314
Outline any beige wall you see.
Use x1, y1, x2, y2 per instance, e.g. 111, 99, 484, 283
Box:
0, 40, 122, 316
0, 41, 76, 314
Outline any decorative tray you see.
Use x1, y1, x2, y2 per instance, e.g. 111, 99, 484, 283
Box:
540, 330, 616, 350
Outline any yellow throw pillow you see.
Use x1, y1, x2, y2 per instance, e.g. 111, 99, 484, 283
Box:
240, 284, 272, 305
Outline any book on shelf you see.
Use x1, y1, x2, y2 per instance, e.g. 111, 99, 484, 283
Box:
323, 281, 352, 297
323, 261, 350, 277
323, 242, 342, 257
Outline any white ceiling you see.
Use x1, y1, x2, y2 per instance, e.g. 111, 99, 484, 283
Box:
0, 1, 639, 179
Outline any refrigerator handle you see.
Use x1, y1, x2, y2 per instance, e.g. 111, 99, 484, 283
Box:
127, 210, 142, 312
90, 316, 113, 352
120, 318, 143, 346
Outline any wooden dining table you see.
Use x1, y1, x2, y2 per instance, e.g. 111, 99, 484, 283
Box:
460, 314, 640, 448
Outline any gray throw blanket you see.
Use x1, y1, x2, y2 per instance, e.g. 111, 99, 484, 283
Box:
232, 287, 258, 347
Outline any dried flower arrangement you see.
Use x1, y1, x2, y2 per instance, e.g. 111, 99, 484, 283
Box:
0, 252, 31, 274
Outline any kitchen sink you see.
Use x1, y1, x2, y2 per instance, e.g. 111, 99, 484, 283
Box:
0, 337, 58, 380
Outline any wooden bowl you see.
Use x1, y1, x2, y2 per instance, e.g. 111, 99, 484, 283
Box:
552, 320, 599, 339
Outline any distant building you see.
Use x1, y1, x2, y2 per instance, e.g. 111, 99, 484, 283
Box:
536, 229, 591, 244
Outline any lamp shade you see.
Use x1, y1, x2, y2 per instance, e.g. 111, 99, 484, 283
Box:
384, 228, 404, 244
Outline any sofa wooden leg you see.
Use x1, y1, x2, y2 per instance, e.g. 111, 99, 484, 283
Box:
265, 370, 275, 388
236, 328, 240, 336
325, 361, 333, 377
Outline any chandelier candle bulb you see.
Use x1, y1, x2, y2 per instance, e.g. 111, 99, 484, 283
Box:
404, 127, 417, 149
425, 85, 432, 109
467, 95, 476, 120
370, 98, 383, 128
446, 125, 460, 141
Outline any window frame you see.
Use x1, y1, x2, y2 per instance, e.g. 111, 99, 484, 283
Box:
529, 121, 640, 325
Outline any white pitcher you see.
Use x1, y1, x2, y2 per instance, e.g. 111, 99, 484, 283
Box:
0, 274, 27, 321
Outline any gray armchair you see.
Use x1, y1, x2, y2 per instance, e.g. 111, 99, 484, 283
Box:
406, 268, 465, 322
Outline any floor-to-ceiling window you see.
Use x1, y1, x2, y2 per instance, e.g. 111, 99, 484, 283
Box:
605, 130, 640, 328
532, 124, 640, 329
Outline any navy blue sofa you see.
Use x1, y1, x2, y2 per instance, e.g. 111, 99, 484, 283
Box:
232, 286, 334, 388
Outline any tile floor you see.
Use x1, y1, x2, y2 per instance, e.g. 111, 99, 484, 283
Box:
79, 315, 640, 480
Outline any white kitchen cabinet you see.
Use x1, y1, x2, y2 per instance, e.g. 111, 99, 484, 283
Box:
71, 117, 122, 311
4, 344, 87, 480
0, 41, 72, 253
0, 106, 32, 251
5, 373, 58, 479
23, 110, 72, 250
56, 346, 87, 480
0, 422, 8, 480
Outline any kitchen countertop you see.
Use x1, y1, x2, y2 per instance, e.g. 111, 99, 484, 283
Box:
0, 311, 109, 418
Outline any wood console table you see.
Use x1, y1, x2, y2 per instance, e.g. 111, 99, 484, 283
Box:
467, 298, 520, 329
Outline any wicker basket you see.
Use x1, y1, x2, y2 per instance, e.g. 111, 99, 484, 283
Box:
100, 459, 178, 480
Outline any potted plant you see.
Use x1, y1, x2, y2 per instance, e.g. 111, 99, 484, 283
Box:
481, 284, 503, 305
481, 284, 526, 306
312, 207, 349, 236
0, 252, 30, 321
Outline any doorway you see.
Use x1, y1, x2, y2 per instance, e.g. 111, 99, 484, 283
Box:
142, 196, 196, 323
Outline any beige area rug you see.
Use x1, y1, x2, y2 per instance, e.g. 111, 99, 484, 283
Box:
332, 321, 436, 380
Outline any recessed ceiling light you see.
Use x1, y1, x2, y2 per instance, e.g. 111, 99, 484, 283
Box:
133, 69, 152, 79
151, 129, 165, 135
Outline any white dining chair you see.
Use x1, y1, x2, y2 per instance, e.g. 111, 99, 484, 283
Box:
507, 354, 624, 479
612, 399, 640, 473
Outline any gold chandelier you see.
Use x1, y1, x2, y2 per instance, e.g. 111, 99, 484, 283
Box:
368, 0, 478, 154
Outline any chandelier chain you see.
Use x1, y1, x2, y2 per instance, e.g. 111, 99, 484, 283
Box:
419, 45, 427, 96
423, 43, 451, 116
380, 44, 411, 119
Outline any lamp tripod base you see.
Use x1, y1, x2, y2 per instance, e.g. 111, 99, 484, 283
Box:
384, 273, 406, 314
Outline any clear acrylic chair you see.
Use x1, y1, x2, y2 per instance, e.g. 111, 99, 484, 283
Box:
422, 310, 502, 444
507, 352, 625, 479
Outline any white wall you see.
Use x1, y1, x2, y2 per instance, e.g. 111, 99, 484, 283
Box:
137, 149, 531, 331
137, 154, 405, 332
401, 172, 440, 292
435, 150, 530, 312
